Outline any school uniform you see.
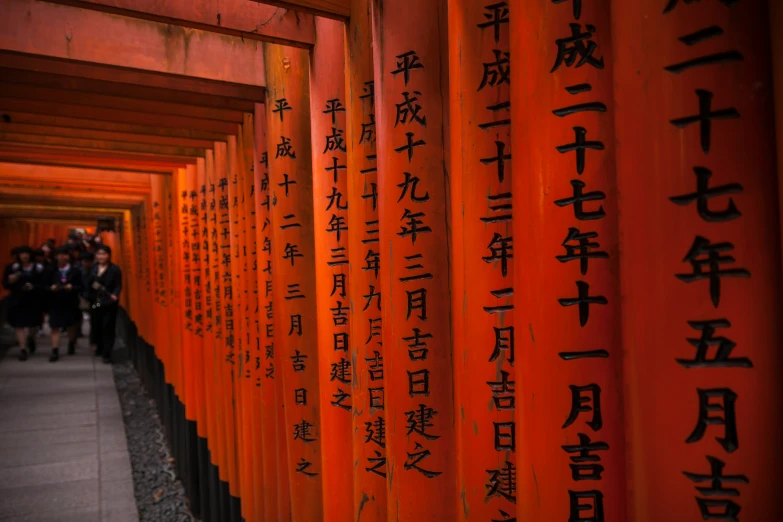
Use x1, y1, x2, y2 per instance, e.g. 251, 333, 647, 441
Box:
86, 262, 122, 362
2, 262, 45, 328
45, 264, 82, 329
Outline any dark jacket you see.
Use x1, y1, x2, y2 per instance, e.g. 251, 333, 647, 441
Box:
46, 264, 83, 304
3, 262, 45, 327
86, 263, 122, 307
46, 264, 83, 327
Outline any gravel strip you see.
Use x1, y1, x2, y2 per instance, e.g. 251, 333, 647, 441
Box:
112, 360, 195, 522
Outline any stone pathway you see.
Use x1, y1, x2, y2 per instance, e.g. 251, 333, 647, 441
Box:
0, 335, 138, 521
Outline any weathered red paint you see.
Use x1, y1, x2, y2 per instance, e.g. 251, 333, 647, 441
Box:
372, 1, 456, 519
1, 0, 266, 87
345, 0, 386, 519
449, 1, 519, 520
41, 0, 315, 48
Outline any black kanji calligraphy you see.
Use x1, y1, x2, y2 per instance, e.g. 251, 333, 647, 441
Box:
551, 24, 605, 73
670, 166, 742, 222
563, 383, 602, 431
686, 387, 738, 453
675, 236, 750, 308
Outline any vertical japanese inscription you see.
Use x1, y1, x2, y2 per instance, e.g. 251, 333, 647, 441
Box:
346, 1, 386, 518
309, 17, 353, 522
265, 44, 323, 521
373, 2, 455, 519
548, 2, 619, 521
449, 2, 517, 521
180, 177, 193, 336
663, 3, 750, 520
511, 0, 627, 519
610, 0, 783, 519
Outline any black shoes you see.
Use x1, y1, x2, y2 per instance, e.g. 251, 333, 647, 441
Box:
18, 349, 28, 361
102, 355, 111, 364
67, 341, 76, 355
26, 337, 36, 354
49, 348, 59, 363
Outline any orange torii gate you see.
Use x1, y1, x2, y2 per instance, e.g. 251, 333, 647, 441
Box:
12, 1, 779, 521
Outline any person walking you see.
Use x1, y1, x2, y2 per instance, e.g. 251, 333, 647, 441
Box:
86, 245, 122, 364
45, 246, 83, 362
2, 246, 45, 361
78, 250, 95, 341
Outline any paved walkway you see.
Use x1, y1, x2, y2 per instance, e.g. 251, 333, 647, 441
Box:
0, 334, 139, 522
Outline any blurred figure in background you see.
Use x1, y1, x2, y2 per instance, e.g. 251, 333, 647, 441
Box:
39, 243, 53, 271
79, 250, 95, 345
87, 245, 121, 364
2, 246, 45, 361
45, 246, 82, 362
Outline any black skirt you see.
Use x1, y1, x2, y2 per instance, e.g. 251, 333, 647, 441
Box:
7, 294, 43, 328
48, 302, 81, 329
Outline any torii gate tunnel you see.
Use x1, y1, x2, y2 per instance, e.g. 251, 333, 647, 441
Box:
1, 0, 782, 521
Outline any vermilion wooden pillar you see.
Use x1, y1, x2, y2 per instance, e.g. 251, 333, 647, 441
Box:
150, 178, 170, 387
309, 16, 353, 522
253, 103, 286, 522
227, 136, 248, 516
345, 0, 386, 519
372, 2, 456, 519
179, 168, 196, 427
611, 1, 783, 520
239, 114, 265, 522
448, 2, 518, 521
165, 176, 184, 422
137, 204, 152, 342
193, 161, 208, 441
264, 42, 324, 522
122, 212, 137, 321
510, 1, 628, 521
213, 142, 234, 492
218, 139, 242, 505
233, 129, 255, 521
196, 156, 216, 520
204, 149, 225, 481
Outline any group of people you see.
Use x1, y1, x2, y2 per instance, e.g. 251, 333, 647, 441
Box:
2, 234, 123, 364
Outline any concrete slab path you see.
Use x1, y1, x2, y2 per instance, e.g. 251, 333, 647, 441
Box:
0, 335, 139, 522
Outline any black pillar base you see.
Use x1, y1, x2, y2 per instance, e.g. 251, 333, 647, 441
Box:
197, 437, 211, 520
230, 494, 242, 522
208, 455, 221, 522
219, 479, 231, 522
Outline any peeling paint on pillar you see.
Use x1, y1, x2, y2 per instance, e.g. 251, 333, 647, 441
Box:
346, 0, 387, 520
372, 1, 456, 520
611, 0, 783, 519
264, 42, 324, 522
253, 103, 285, 521
448, 1, 517, 520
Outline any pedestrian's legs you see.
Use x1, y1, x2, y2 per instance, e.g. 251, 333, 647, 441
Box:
16, 327, 28, 361
92, 308, 104, 357
89, 310, 101, 356
67, 325, 77, 355
49, 327, 60, 362
26, 328, 36, 353
101, 305, 117, 363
